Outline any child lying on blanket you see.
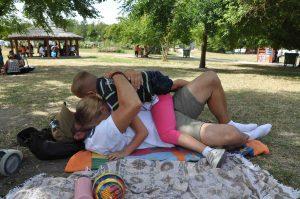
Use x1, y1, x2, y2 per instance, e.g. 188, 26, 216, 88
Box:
72, 70, 226, 168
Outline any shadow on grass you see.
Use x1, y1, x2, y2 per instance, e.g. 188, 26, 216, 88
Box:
28, 56, 85, 60
137, 63, 300, 79
147, 55, 200, 62
139, 63, 300, 79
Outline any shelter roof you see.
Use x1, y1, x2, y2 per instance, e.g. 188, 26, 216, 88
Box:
8, 27, 83, 40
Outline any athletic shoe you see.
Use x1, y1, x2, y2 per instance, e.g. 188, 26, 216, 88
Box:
206, 149, 226, 168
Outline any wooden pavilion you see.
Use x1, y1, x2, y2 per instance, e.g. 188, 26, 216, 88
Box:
8, 27, 83, 57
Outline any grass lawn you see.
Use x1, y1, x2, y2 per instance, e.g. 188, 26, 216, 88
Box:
0, 48, 299, 195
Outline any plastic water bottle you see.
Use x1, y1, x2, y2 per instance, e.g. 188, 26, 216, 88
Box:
74, 177, 93, 199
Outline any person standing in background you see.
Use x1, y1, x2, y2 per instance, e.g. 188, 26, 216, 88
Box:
134, 45, 140, 57
0, 48, 4, 69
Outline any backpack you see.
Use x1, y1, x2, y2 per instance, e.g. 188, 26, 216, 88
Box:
50, 102, 75, 142
17, 127, 84, 160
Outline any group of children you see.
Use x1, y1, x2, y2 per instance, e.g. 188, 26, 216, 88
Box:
134, 45, 144, 58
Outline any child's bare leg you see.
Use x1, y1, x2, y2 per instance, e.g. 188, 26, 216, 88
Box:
177, 133, 206, 152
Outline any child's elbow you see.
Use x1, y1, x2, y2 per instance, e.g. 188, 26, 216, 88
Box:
143, 130, 149, 137
139, 129, 148, 139
130, 100, 142, 112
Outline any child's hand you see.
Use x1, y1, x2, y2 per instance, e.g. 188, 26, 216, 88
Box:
104, 70, 118, 78
124, 69, 143, 90
107, 150, 127, 161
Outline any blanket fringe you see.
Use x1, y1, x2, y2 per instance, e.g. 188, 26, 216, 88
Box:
230, 154, 300, 198
5, 173, 47, 199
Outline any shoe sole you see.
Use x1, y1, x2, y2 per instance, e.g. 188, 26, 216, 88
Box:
216, 151, 226, 168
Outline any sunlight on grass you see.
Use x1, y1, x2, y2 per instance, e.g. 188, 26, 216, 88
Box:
42, 80, 70, 88
31, 111, 49, 116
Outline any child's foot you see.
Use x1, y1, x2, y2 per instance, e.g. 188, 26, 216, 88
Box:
228, 120, 258, 132
206, 149, 226, 168
246, 124, 272, 140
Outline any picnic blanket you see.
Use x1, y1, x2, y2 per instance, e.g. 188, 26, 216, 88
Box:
65, 147, 203, 172
65, 140, 270, 172
6, 154, 299, 199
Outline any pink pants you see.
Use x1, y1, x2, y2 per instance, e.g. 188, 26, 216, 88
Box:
151, 94, 181, 144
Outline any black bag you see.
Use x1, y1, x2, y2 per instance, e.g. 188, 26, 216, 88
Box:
17, 127, 84, 160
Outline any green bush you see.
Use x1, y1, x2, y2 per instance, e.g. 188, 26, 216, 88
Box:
97, 41, 127, 53
79, 41, 99, 49
98, 46, 126, 53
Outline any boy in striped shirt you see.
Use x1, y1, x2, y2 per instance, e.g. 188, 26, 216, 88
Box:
71, 70, 185, 110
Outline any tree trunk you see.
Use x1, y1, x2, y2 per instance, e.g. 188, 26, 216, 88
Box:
199, 29, 208, 68
144, 45, 150, 58
162, 45, 169, 61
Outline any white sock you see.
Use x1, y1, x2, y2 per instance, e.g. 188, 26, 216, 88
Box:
228, 120, 258, 132
243, 124, 272, 140
202, 146, 213, 157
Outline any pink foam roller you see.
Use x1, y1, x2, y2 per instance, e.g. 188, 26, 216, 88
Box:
74, 177, 93, 199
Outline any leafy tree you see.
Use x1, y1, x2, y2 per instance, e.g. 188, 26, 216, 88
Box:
221, 0, 300, 50
0, 0, 105, 34
189, 0, 225, 68
123, 0, 195, 60
65, 20, 108, 42
0, 1, 29, 38
103, 23, 123, 43
116, 16, 161, 56
123, 0, 176, 60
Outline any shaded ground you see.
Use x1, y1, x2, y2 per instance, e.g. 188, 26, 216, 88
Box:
0, 48, 299, 196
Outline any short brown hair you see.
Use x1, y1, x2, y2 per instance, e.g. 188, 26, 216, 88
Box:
71, 71, 96, 98
74, 95, 104, 129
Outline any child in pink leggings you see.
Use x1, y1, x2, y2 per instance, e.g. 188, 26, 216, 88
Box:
151, 94, 181, 145
151, 94, 225, 168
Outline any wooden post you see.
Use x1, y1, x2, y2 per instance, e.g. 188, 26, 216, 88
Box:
46, 39, 50, 57
27, 40, 31, 57
70, 39, 73, 56
10, 40, 14, 53
75, 40, 79, 56
44, 39, 47, 56
15, 40, 19, 55
65, 40, 69, 56
58, 40, 61, 57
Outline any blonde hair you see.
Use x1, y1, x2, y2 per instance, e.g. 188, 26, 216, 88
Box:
75, 95, 104, 128
71, 71, 96, 98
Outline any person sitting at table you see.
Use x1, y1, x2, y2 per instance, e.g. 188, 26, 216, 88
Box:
39, 46, 45, 57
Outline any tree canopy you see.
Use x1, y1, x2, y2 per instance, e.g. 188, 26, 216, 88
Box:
222, 0, 300, 49
0, 0, 105, 37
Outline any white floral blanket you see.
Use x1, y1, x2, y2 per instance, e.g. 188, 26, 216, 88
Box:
5, 154, 300, 199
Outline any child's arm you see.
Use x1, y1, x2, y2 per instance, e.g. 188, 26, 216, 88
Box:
105, 69, 143, 90
171, 79, 190, 91
108, 116, 148, 160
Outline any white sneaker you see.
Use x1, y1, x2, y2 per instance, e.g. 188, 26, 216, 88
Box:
206, 149, 226, 168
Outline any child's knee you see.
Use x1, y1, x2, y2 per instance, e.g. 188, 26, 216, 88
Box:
158, 130, 180, 145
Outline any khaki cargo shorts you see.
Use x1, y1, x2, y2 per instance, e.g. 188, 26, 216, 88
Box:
173, 86, 205, 140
